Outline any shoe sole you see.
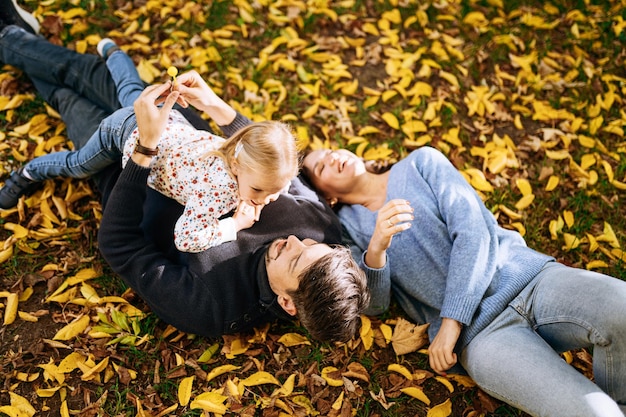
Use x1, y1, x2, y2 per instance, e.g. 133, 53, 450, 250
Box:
11, 0, 40, 33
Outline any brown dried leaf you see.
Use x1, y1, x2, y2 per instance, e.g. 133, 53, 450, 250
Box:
391, 318, 429, 355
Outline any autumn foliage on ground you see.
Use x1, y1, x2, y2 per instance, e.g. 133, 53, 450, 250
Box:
1, 0, 625, 415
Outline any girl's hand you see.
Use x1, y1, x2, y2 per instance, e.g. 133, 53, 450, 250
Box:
365, 199, 413, 268
232, 201, 262, 231
428, 318, 462, 375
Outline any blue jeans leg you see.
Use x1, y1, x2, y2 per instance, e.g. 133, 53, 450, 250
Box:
0, 26, 127, 151
461, 262, 626, 417
106, 50, 144, 107
23, 107, 137, 181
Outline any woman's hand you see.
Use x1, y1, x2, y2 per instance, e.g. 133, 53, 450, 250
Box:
365, 199, 413, 268
173, 71, 236, 125
232, 201, 262, 231
428, 318, 463, 374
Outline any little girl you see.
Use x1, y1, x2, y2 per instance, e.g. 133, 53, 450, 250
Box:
0, 40, 299, 253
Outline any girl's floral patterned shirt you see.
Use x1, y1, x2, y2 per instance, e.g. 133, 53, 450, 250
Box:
123, 110, 239, 253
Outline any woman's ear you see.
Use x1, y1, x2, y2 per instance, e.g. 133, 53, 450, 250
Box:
327, 197, 338, 208
277, 295, 297, 316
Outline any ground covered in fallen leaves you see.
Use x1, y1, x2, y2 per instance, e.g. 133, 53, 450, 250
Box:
1, 0, 625, 415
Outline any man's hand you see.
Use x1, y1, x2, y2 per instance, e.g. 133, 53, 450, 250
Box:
428, 318, 463, 374
133, 83, 179, 148
130, 83, 179, 167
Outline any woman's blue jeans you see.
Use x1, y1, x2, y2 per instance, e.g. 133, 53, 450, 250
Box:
461, 262, 626, 417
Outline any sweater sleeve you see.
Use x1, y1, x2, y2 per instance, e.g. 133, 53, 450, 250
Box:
98, 160, 223, 336
341, 225, 391, 316
416, 148, 499, 325
218, 112, 252, 137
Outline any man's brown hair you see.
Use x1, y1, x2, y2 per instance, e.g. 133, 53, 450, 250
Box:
289, 245, 370, 343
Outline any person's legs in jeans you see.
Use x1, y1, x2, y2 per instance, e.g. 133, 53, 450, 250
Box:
21, 107, 136, 181
461, 262, 626, 417
104, 48, 144, 107
0, 25, 121, 118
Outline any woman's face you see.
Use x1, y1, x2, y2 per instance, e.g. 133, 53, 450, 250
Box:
302, 149, 366, 198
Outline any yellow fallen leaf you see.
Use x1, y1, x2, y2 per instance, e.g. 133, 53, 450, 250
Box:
36, 386, 63, 398
331, 391, 344, 411
596, 222, 620, 248
381, 112, 400, 130
515, 178, 532, 196
387, 363, 413, 380
427, 398, 452, 417
515, 194, 535, 210
586, 260, 608, 270
58, 352, 86, 373
178, 375, 195, 406
190, 391, 229, 414
277, 332, 310, 347
380, 323, 393, 343
321, 366, 344, 387
545, 175, 559, 191
15, 371, 39, 382
206, 364, 240, 382
8, 392, 36, 417
241, 371, 280, 386
446, 374, 476, 387
0, 246, 13, 264
81, 356, 110, 381
400, 387, 430, 405
18, 311, 38, 322
498, 204, 523, 220
3, 292, 18, 325
53, 315, 90, 341
435, 375, 454, 393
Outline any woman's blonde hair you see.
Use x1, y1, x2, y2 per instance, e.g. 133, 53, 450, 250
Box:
208, 121, 299, 184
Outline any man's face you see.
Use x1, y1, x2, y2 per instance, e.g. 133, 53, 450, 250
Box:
265, 236, 332, 311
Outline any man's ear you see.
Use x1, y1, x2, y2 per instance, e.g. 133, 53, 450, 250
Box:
327, 197, 338, 207
277, 295, 297, 316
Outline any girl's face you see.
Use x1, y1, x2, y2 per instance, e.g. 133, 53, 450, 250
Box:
302, 149, 365, 198
235, 166, 286, 206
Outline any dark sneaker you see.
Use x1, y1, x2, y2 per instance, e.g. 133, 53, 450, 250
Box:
0, 167, 41, 209
0, 0, 40, 34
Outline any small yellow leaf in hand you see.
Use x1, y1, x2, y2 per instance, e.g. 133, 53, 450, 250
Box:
167, 66, 178, 85
178, 375, 195, 406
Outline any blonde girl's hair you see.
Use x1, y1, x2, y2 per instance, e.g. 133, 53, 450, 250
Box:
208, 121, 299, 184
